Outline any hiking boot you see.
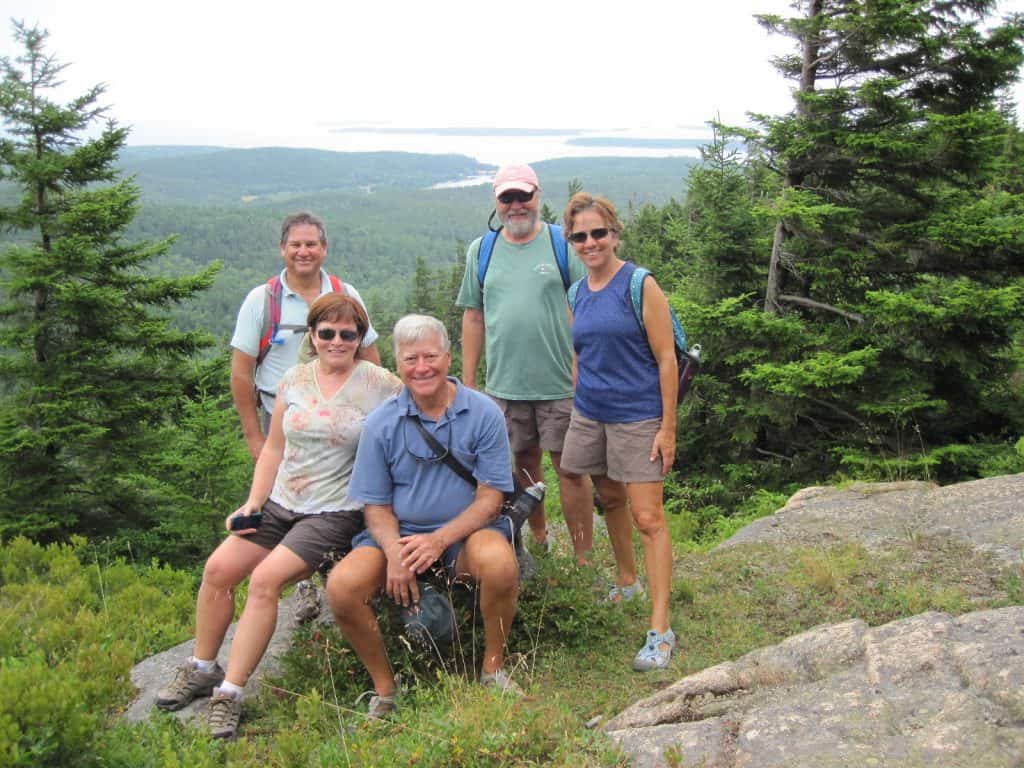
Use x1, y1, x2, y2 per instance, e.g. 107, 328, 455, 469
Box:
366, 693, 397, 720
480, 668, 524, 696
293, 580, 321, 624
155, 661, 225, 711
206, 688, 243, 740
632, 628, 676, 672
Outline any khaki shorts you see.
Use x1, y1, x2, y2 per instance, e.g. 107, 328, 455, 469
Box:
237, 498, 364, 572
490, 396, 573, 454
560, 409, 666, 484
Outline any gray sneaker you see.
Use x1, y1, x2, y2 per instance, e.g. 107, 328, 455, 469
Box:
155, 661, 225, 711
480, 668, 524, 696
206, 688, 243, 739
366, 693, 397, 720
293, 580, 321, 624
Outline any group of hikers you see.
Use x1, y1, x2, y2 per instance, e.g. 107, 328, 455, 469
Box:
153, 164, 680, 739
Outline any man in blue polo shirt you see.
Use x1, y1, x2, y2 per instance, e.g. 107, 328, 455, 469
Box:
326, 314, 521, 718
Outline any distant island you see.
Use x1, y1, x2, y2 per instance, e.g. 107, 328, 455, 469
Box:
331, 127, 585, 137
567, 137, 708, 149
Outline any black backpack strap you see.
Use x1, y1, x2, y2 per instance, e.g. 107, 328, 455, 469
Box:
408, 415, 476, 488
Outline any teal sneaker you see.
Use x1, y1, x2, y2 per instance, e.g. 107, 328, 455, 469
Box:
632, 628, 676, 671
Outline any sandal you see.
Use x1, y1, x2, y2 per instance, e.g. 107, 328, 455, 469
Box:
632, 628, 676, 671
607, 580, 645, 603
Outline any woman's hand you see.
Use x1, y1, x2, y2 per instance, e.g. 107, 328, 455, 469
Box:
397, 532, 445, 575
650, 429, 676, 476
385, 541, 420, 607
225, 501, 261, 534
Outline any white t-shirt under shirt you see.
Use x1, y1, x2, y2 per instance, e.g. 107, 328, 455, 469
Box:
269, 359, 401, 515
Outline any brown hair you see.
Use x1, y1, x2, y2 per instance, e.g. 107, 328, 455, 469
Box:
280, 211, 327, 246
307, 293, 368, 339
562, 192, 624, 239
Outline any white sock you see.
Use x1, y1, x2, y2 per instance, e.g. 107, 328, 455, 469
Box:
191, 656, 217, 672
217, 681, 244, 699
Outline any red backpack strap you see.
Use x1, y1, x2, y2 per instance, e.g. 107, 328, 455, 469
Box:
328, 273, 346, 294
257, 275, 283, 364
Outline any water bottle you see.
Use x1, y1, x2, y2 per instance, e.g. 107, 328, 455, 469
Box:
507, 481, 546, 531
678, 344, 702, 398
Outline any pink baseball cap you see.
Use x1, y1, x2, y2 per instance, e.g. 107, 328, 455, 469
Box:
493, 164, 540, 197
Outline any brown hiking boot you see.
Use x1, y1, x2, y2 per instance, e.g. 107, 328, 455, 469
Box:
206, 689, 243, 740
155, 661, 225, 711
293, 579, 321, 624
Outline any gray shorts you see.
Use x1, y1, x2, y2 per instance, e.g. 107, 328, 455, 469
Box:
560, 409, 667, 484
490, 396, 573, 454
236, 498, 364, 572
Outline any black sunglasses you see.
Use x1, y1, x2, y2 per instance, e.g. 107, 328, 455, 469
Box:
315, 328, 360, 342
568, 228, 612, 244
497, 189, 535, 205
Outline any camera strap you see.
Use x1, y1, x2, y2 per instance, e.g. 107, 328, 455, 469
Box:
408, 414, 476, 489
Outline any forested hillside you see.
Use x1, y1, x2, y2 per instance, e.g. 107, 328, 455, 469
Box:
116, 152, 697, 339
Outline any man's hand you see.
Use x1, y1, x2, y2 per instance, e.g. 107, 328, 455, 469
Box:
244, 432, 266, 462
397, 532, 445, 575
385, 541, 420, 607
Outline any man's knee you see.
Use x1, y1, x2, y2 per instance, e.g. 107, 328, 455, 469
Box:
465, 533, 518, 588
326, 551, 383, 616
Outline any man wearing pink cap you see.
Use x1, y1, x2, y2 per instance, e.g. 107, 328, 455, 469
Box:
456, 164, 593, 563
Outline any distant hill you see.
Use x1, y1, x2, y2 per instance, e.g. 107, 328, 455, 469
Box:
1, 146, 699, 341
118, 147, 492, 204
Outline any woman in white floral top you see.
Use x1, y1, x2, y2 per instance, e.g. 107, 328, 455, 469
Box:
155, 293, 400, 739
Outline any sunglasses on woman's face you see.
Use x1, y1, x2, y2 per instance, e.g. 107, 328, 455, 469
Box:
497, 189, 535, 205
568, 228, 611, 244
316, 328, 360, 342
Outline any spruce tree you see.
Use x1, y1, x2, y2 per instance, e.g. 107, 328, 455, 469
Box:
0, 22, 218, 540
738, 0, 1024, 480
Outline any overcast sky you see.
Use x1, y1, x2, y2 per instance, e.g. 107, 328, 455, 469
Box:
0, 0, 1022, 153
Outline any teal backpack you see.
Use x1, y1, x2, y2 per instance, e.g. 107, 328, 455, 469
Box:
568, 265, 701, 395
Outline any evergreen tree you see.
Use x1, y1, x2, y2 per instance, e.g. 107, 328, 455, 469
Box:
0, 22, 219, 540
739, 0, 1024, 480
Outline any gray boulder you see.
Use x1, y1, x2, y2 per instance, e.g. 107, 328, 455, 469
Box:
719, 473, 1024, 564
122, 590, 327, 723
606, 606, 1024, 767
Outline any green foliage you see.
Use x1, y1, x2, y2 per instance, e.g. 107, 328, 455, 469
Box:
0, 23, 219, 544
0, 537, 195, 766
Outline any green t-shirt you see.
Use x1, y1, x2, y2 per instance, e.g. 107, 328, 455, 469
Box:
456, 224, 587, 400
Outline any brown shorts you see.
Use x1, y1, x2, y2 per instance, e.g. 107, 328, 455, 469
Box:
236, 498, 364, 572
560, 409, 666, 484
490, 396, 573, 454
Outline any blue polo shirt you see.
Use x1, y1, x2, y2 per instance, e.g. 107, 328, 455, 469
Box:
348, 378, 514, 534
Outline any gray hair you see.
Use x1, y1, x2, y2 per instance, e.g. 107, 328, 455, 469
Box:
280, 211, 327, 246
392, 314, 450, 359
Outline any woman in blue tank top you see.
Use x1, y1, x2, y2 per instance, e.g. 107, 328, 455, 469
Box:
560, 192, 679, 672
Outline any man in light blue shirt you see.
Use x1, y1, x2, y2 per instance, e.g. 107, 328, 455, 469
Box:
327, 315, 521, 717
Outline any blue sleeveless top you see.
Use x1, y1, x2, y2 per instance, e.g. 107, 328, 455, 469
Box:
572, 262, 662, 423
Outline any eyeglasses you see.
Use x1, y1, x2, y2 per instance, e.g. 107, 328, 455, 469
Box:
404, 419, 451, 463
315, 328, 360, 342
497, 189, 535, 205
568, 228, 612, 244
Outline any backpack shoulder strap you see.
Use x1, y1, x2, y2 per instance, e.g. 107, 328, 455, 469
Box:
548, 224, 571, 292
476, 230, 500, 289
567, 277, 584, 313
629, 266, 650, 334
327, 273, 346, 294
258, 275, 283, 365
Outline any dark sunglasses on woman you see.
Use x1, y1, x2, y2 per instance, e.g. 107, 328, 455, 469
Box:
568, 228, 611, 244
315, 328, 360, 342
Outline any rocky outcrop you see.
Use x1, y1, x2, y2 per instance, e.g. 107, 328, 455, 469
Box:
606, 606, 1024, 767
122, 591, 324, 723
719, 473, 1024, 564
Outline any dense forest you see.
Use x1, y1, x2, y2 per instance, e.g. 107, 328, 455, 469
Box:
0, 1, 1022, 764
